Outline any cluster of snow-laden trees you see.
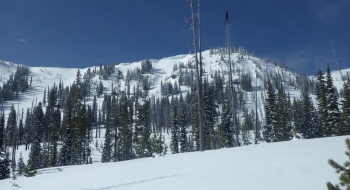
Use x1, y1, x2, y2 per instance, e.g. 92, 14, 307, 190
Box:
0, 65, 113, 179
264, 64, 350, 143
0, 65, 30, 104
0, 52, 350, 180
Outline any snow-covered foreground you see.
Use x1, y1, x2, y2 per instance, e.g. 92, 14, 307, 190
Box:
1, 136, 347, 190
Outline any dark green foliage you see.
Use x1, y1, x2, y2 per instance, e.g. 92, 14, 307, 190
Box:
325, 65, 340, 136
171, 99, 179, 154
340, 79, 350, 135
241, 74, 253, 91
24, 157, 37, 177
0, 151, 10, 179
102, 101, 113, 162
203, 79, 217, 150
34, 102, 44, 143
0, 65, 30, 104
59, 98, 73, 166
218, 87, 233, 148
298, 85, 320, 139
263, 78, 276, 142
29, 134, 42, 170
137, 100, 153, 158
274, 88, 292, 141
118, 95, 133, 161
17, 152, 25, 176
315, 69, 327, 137
327, 138, 350, 189
191, 97, 200, 151
141, 59, 153, 74
6, 105, 16, 147
179, 124, 187, 153
151, 134, 165, 155
0, 113, 4, 150
241, 110, 253, 146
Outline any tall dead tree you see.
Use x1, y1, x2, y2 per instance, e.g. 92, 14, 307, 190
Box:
225, 10, 239, 147
190, 0, 205, 151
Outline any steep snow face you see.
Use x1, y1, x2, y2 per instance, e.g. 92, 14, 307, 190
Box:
0, 135, 348, 190
0, 49, 306, 134
0, 60, 17, 86
0, 65, 88, 122
0, 50, 348, 189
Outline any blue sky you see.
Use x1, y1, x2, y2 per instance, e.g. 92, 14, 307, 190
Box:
0, 0, 349, 75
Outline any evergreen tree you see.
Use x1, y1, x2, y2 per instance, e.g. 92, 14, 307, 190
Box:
17, 152, 25, 176
327, 138, 350, 189
151, 134, 165, 156
203, 80, 217, 150
0, 151, 10, 179
315, 69, 327, 137
119, 95, 133, 161
34, 102, 44, 143
299, 85, 318, 139
59, 97, 73, 166
29, 133, 42, 170
191, 96, 200, 151
138, 100, 153, 158
218, 87, 233, 148
0, 113, 5, 150
263, 78, 276, 142
23, 157, 37, 177
6, 105, 16, 147
171, 99, 179, 154
340, 79, 350, 135
102, 101, 113, 163
241, 110, 252, 145
325, 65, 340, 136
179, 124, 187, 153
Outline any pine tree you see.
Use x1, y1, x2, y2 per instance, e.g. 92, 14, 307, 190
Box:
179, 124, 187, 153
299, 85, 317, 139
263, 78, 276, 142
315, 69, 327, 137
327, 138, 350, 189
151, 134, 165, 156
171, 99, 179, 154
17, 152, 25, 176
0, 151, 10, 179
325, 65, 340, 136
102, 102, 113, 163
340, 79, 350, 135
218, 87, 233, 148
59, 97, 73, 166
6, 105, 16, 147
203, 80, 217, 150
34, 102, 44, 143
23, 157, 37, 177
29, 133, 42, 170
191, 97, 200, 151
0, 113, 5, 150
119, 95, 133, 161
241, 110, 252, 145
138, 100, 153, 158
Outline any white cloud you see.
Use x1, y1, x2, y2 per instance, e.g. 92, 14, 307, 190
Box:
308, 0, 350, 21
19, 38, 25, 42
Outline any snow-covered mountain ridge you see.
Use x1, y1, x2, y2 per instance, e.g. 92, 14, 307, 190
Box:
0, 49, 349, 189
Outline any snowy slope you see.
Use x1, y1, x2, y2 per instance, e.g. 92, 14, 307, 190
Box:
0, 50, 349, 189
0, 135, 348, 190
1, 49, 302, 127
0, 60, 17, 86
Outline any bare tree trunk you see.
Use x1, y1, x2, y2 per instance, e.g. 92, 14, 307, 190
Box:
225, 10, 239, 147
190, 0, 205, 151
255, 73, 258, 144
